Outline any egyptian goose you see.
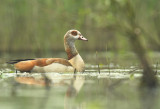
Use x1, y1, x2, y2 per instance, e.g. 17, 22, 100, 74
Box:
7, 29, 88, 73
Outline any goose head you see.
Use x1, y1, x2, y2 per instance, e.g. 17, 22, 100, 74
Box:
64, 29, 88, 42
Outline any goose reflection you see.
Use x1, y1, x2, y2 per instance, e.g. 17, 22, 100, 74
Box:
64, 74, 85, 109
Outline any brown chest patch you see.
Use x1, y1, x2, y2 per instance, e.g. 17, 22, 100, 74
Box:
65, 48, 78, 60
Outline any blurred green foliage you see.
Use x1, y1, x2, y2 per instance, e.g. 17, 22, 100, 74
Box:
0, 0, 160, 53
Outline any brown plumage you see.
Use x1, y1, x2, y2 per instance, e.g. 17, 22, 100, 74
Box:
14, 58, 72, 72
7, 29, 88, 73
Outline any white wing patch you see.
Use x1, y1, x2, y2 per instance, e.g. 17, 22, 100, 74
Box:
31, 63, 74, 73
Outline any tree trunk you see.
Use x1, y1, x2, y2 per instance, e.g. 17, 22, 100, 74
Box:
127, 30, 157, 88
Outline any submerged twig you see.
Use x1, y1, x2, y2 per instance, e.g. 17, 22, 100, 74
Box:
128, 67, 139, 74
73, 68, 77, 79
108, 79, 127, 90
106, 57, 110, 75
70, 69, 77, 90
0, 72, 3, 79
154, 62, 159, 75
39, 73, 51, 109
96, 51, 100, 74
11, 81, 19, 96
41, 73, 51, 90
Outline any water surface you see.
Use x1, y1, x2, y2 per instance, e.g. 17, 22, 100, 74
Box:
0, 52, 160, 109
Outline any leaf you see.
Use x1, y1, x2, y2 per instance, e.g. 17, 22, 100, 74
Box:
130, 73, 134, 80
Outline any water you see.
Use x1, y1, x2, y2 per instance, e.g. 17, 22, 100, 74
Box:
0, 52, 160, 109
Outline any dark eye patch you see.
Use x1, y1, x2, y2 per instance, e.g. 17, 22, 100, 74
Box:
71, 31, 78, 36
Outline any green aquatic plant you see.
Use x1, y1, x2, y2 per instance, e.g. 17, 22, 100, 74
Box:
96, 51, 100, 74
0, 72, 3, 79
129, 73, 135, 80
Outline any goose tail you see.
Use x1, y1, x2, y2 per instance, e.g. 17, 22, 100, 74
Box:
6, 59, 35, 64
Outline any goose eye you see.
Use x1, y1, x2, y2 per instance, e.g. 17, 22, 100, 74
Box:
71, 31, 78, 36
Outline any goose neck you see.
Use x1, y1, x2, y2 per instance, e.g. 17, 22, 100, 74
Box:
64, 38, 78, 60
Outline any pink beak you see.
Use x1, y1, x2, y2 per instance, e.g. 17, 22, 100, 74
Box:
78, 36, 88, 41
